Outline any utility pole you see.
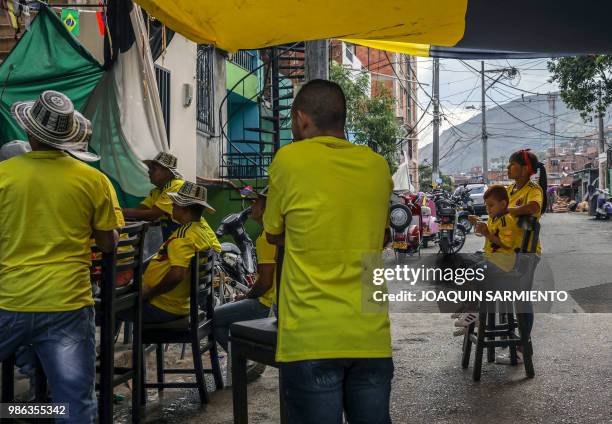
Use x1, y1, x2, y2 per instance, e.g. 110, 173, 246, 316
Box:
597, 82, 607, 190
304, 40, 329, 81
432, 58, 440, 187
481, 61, 488, 185
599, 111, 606, 190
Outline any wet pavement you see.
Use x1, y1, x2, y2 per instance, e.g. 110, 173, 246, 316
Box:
6, 213, 612, 423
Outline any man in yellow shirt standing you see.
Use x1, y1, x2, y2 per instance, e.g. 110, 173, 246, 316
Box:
264, 80, 394, 423
122, 152, 185, 240
0, 91, 122, 423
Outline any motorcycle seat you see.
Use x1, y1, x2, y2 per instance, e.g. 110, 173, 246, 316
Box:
221, 242, 242, 255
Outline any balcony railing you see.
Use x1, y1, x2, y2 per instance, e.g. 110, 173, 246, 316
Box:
230, 50, 257, 72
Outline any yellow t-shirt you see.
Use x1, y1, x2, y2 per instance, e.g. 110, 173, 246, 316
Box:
147, 218, 221, 316
256, 233, 277, 308
141, 178, 184, 221
507, 181, 543, 254
263, 136, 393, 363
484, 213, 521, 272
0, 151, 122, 312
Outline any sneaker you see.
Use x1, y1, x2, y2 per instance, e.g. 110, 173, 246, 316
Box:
495, 350, 523, 365
453, 327, 467, 337
454, 313, 478, 327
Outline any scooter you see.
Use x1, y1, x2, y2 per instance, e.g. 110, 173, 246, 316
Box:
418, 192, 438, 248
594, 189, 612, 219
389, 193, 422, 256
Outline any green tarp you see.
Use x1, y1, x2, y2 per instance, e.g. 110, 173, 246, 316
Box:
0, 7, 104, 143
0, 7, 145, 207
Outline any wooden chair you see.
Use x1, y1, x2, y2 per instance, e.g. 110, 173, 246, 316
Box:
140, 249, 224, 405
92, 221, 148, 424
461, 216, 540, 381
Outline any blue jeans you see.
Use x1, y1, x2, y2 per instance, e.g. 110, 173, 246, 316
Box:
0, 307, 97, 423
279, 358, 394, 424
213, 298, 270, 352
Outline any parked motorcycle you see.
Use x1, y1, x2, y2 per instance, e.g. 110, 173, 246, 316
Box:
433, 194, 467, 255
214, 206, 267, 382
453, 187, 475, 233
389, 194, 422, 257
214, 207, 257, 304
594, 189, 612, 219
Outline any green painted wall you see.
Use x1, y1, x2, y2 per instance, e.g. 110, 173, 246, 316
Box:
226, 61, 259, 100
204, 181, 266, 243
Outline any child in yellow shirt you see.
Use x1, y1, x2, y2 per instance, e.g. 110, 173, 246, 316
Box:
454, 185, 522, 331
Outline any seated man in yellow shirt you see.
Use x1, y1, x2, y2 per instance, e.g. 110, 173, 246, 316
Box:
132, 181, 221, 322
213, 187, 276, 352
122, 152, 186, 240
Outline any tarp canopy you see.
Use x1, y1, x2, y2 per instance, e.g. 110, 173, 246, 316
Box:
134, 0, 612, 57
0, 3, 169, 207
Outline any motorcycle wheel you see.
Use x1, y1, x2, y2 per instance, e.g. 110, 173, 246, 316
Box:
451, 226, 467, 253
459, 218, 472, 233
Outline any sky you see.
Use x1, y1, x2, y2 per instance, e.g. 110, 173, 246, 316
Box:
414, 57, 561, 148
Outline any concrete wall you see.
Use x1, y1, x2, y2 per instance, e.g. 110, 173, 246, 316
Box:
197, 49, 226, 178
155, 34, 198, 181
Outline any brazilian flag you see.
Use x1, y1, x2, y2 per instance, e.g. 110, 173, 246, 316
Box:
61, 8, 79, 36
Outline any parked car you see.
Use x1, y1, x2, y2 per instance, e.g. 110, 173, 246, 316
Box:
459, 183, 488, 216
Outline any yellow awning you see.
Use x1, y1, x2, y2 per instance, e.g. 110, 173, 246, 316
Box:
134, 0, 612, 57
134, 0, 467, 53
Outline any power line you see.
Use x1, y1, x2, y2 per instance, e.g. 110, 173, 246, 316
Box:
485, 93, 579, 139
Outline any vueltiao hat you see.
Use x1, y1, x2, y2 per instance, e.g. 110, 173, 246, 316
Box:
144, 152, 182, 179
167, 181, 215, 212
11, 91, 99, 162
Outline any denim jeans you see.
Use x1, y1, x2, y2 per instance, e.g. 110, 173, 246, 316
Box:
0, 307, 97, 423
213, 298, 270, 352
279, 358, 394, 424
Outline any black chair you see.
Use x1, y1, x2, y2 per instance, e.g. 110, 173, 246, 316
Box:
140, 249, 224, 405
461, 216, 540, 381
229, 246, 287, 424
92, 221, 148, 424
1, 353, 46, 402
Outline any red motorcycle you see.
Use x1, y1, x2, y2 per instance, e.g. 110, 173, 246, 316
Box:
389, 193, 422, 256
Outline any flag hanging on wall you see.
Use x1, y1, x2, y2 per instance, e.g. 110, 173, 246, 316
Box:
61, 8, 79, 36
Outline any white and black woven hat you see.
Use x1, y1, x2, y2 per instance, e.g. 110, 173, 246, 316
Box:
11, 90, 98, 162
167, 181, 215, 212
144, 152, 182, 179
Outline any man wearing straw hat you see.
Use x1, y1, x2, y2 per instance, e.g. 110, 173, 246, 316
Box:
137, 181, 221, 323
122, 151, 185, 240
0, 90, 122, 422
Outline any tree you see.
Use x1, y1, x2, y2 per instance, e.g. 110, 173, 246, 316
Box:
548, 56, 612, 121
418, 164, 453, 192
330, 61, 401, 172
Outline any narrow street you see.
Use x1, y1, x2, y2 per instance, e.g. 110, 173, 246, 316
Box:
125, 212, 612, 423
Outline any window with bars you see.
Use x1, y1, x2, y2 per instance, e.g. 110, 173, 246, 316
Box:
197, 45, 215, 134
154, 64, 171, 144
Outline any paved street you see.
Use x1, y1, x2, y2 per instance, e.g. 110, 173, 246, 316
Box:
121, 212, 612, 424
